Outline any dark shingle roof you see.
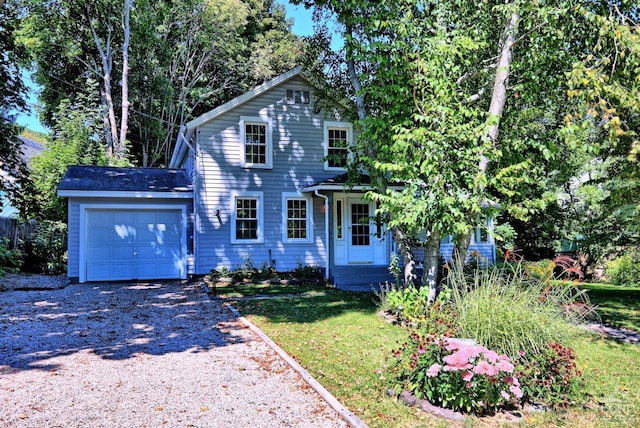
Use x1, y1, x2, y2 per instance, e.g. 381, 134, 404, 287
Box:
58, 165, 192, 193
304, 173, 370, 189
18, 136, 45, 162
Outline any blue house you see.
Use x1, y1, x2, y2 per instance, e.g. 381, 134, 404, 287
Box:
59, 67, 495, 288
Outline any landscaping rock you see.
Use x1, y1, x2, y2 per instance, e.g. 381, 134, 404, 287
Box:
416, 398, 466, 421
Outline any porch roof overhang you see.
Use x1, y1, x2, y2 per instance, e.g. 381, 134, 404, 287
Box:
302, 173, 404, 193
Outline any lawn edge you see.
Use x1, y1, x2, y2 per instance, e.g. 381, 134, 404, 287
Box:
224, 301, 368, 428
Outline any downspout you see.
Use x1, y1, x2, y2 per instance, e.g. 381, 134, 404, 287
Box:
314, 190, 330, 281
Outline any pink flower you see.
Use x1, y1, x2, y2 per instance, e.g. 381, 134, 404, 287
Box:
418, 345, 426, 354
495, 360, 514, 373
482, 349, 499, 363
473, 360, 498, 377
500, 391, 510, 401
444, 340, 461, 351
462, 370, 473, 381
443, 350, 470, 367
509, 385, 523, 399
426, 363, 441, 377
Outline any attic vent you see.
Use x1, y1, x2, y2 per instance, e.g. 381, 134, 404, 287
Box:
285, 89, 310, 104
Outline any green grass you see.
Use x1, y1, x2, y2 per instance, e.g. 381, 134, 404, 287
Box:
576, 283, 640, 332
230, 285, 640, 427
211, 282, 323, 298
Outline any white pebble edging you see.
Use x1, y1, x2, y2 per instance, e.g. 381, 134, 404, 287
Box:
225, 302, 368, 428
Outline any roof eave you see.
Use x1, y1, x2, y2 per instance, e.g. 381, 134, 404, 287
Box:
303, 184, 404, 193
185, 66, 303, 131
57, 190, 194, 199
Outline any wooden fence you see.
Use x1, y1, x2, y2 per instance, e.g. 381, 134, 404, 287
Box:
0, 217, 38, 249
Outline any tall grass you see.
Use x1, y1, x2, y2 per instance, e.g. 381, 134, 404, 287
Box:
445, 262, 596, 359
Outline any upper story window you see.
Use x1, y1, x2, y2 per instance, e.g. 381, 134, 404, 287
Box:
285, 89, 310, 104
324, 121, 353, 171
240, 116, 272, 169
231, 191, 263, 244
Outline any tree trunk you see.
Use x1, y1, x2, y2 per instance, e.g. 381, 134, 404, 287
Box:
118, 0, 132, 160
393, 228, 417, 285
453, 229, 473, 269
479, 10, 519, 176
421, 230, 442, 305
87, 5, 119, 164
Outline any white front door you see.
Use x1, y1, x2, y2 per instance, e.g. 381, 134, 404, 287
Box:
333, 195, 388, 266
347, 199, 375, 263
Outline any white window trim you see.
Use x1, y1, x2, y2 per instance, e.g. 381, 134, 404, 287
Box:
240, 116, 272, 169
285, 88, 311, 105
282, 192, 313, 243
471, 217, 493, 244
231, 191, 264, 244
323, 121, 353, 171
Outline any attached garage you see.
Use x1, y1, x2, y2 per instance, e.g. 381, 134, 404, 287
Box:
58, 166, 193, 283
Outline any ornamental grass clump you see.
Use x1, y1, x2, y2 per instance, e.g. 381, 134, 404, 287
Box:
445, 261, 594, 360
388, 332, 522, 415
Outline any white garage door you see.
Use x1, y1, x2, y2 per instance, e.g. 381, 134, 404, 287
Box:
85, 209, 184, 281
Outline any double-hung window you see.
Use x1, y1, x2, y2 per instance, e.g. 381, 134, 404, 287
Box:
231, 192, 263, 243
323, 121, 352, 171
240, 116, 272, 168
282, 193, 312, 243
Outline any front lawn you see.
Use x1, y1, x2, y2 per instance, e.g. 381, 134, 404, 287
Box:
230, 285, 640, 427
574, 282, 640, 332
212, 282, 322, 298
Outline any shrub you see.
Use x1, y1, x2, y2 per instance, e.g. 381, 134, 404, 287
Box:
388, 333, 522, 415
516, 342, 582, 408
525, 259, 556, 282
0, 238, 23, 275
607, 248, 640, 287
20, 220, 67, 274
445, 262, 593, 360
381, 284, 458, 336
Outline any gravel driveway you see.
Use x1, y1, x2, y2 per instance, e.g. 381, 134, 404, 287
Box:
0, 281, 349, 427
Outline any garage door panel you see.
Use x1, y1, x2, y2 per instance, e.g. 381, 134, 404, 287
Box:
87, 263, 136, 281
112, 211, 135, 224
85, 208, 184, 281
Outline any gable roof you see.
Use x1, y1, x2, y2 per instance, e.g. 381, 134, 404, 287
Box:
186, 66, 303, 131
18, 136, 45, 163
57, 165, 193, 198
170, 66, 305, 168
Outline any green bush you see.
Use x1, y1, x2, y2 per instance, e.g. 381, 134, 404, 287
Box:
445, 263, 593, 360
525, 259, 556, 282
21, 220, 67, 274
0, 238, 23, 275
607, 248, 640, 287
516, 342, 582, 408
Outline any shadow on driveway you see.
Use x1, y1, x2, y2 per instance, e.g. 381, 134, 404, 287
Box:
0, 281, 246, 371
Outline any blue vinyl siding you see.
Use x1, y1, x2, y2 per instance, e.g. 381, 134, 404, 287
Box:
193, 76, 336, 273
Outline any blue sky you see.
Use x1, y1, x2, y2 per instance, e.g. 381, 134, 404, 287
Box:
15, 1, 318, 135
